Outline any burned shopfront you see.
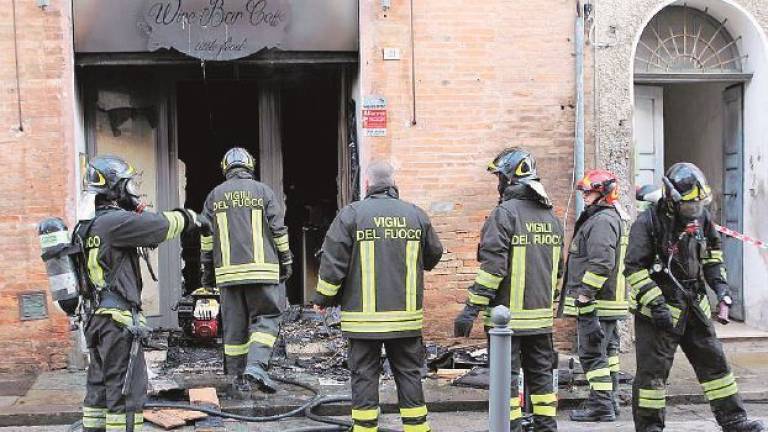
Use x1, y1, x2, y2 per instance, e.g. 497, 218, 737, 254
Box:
73, 0, 360, 329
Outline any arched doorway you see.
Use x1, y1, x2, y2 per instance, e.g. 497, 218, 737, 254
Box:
632, 3, 754, 320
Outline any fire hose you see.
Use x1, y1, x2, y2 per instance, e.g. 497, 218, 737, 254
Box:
67, 374, 401, 432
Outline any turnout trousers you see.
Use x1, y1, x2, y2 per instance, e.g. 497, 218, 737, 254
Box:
633, 313, 748, 431
348, 337, 430, 432
511, 334, 558, 432
220, 283, 283, 376
83, 315, 147, 432
577, 319, 621, 412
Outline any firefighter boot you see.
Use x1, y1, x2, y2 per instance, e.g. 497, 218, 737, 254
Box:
611, 372, 620, 417
244, 364, 277, 394
231, 375, 252, 400
722, 419, 765, 432
569, 402, 616, 422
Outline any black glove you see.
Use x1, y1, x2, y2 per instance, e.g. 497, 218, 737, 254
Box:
577, 313, 604, 344
279, 251, 293, 283
174, 208, 201, 235
575, 299, 604, 344
454, 303, 482, 337
649, 301, 674, 330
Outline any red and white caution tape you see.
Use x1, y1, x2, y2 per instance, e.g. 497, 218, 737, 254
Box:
714, 224, 768, 250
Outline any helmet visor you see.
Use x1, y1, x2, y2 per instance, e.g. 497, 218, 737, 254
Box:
678, 196, 711, 219
124, 175, 142, 197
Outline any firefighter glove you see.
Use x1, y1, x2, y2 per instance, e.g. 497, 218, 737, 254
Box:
649, 301, 674, 330
279, 251, 293, 282
454, 303, 483, 337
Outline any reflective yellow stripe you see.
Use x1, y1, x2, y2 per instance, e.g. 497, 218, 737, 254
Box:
476, 269, 503, 290
252, 209, 264, 263
700, 296, 712, 317
551, 246, 561, 298
608, 356, 620, 372
510, 246, 526, 311
216, 262, 280, 275
638, 388, 666, 409
341, 320, 423, 333
616, 231, 629, 303
200, 235, 214, 252
216, 272, 280, 284
510, 408, 523, 420
469, 292, 490, 306
342, 310, 423, 322
405, 241, 419, 312
352, 426, 378, 432
532, 405, 557, 416
578, 303, 596, 315
510, 397, 521, 408
352, 408, 380, 421
224, 342, 249, 356
400, 405, 428, 418
250, 332, 276, 347
591, 382, 613, 391
596, 299, 629, 317
531, 393, 557, 404
582, 271, 608, 289
701, 373, 735, 392
586, 368, 611, 381
88, 248, 105, 288
639, 287, 663, 306
83, 406, 106, 428
705, 382, 738, 401
508, 317, 553, 329
627, 269, 651, 287
162, 211, 185, 240
317, 278, 341, 296
274, 234, 290, 253
403, 424, 430, 432
94, 308, 146, 327
106, 412, 127, 430
360, 241, 376, 313
216, 212, 231, 267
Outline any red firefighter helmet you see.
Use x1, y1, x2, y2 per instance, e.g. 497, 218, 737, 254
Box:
577, 169, 619, 204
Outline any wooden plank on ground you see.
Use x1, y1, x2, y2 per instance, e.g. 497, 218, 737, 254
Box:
143, 409, 186, 430
165, 409, 208, 422
434, 369, 469, 379
188, 387, 220, 409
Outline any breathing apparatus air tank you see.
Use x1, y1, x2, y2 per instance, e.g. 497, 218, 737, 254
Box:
38, 217, 80, 316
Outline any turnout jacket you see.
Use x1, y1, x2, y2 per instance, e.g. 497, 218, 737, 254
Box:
313, 186, 444, 339
83, 206, 188, 322
468, 185, 565, 335
563, 204, 630, 320
201, 172, 289, 288
624, 202, 730, 332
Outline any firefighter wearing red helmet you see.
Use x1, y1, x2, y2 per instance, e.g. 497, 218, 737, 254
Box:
563, 169, 630, 423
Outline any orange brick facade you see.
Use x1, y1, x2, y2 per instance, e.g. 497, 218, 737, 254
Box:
0, 0, 587, 371
0, 1, 77, 372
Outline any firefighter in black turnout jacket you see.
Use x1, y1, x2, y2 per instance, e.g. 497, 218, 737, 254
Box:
313, 161, 443, 432
201, 147, 293, 395
454, 148, 564, 432
625, 163, 764, 432
81, 155, 199, 432
563, 169, 629, 423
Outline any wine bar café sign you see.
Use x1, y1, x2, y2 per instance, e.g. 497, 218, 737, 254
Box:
140, 0, 292, 61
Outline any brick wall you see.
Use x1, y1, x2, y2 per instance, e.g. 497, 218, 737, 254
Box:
0, 1, 75, 372
359, 0, 585, 351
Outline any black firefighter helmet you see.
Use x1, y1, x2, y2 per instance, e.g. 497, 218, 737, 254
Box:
221, 147, 256, 177
662, 162, 712, 220
487, 147, 539, 195
84, 155, 139, 204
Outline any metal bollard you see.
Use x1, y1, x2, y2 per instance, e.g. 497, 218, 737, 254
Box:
488, 305, 513, 432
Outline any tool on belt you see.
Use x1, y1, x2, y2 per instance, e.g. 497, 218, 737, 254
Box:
122, 309, 146, 396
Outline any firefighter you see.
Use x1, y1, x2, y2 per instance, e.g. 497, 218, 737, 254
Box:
625, 163, 764, 432
200, 147, 293, 395
313, 160, 443, 432
562, 169, 629, 422
454, 148, 564, 432
80, 155, 200, 432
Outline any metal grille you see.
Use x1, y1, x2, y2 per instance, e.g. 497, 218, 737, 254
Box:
634, 5, 745, 73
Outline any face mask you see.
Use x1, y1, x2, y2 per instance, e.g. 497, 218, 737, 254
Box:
118, 178, 145, 212
677, 195, 711, 220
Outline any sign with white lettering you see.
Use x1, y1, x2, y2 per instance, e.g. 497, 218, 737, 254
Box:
140, 0, 291, 61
